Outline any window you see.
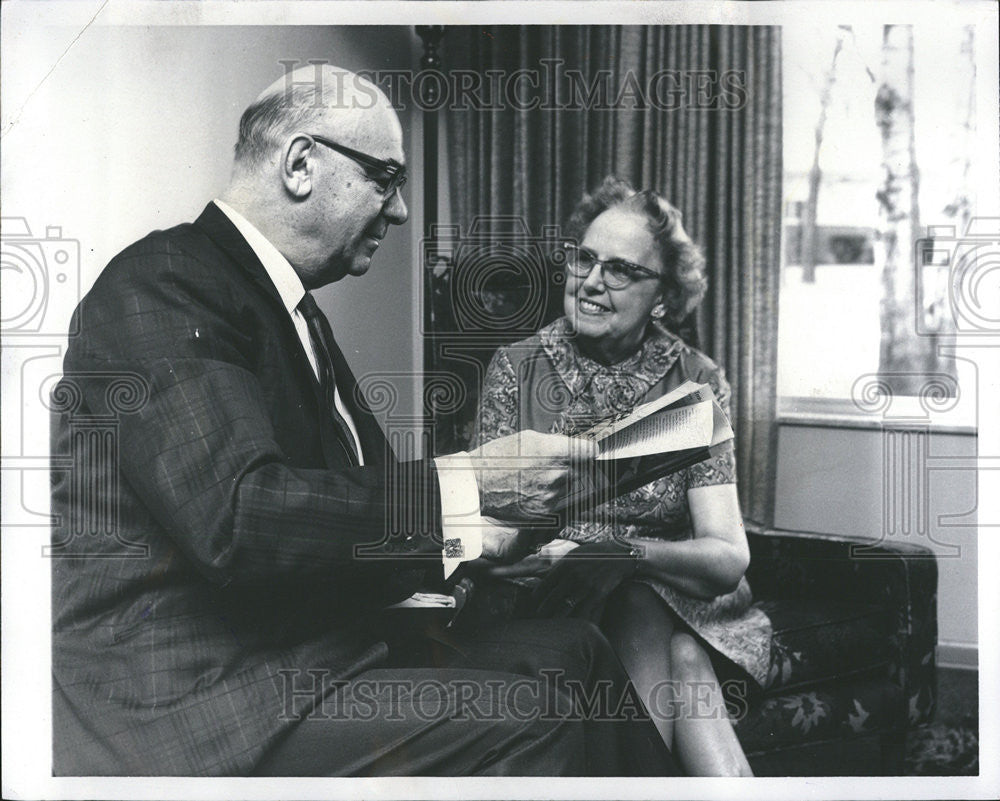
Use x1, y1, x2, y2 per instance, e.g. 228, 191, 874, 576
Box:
777, 23, 997, 429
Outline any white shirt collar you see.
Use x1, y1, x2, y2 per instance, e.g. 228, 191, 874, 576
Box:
213, 198, 305, 315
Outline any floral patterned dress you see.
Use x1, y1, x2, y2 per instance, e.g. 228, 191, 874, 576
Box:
475, 317, 772, 688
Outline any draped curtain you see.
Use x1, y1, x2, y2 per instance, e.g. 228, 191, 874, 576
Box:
435, 25, 782, 526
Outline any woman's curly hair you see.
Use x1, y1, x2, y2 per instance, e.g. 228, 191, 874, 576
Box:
564, 176, 708, 326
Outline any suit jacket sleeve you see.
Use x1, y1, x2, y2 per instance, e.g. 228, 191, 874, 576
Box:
64, 234, 444, 587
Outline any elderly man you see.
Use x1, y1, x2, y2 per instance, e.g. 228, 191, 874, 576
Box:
50, 65, 678, 777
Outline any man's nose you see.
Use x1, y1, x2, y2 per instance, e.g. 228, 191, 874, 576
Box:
384, 186, 408, 225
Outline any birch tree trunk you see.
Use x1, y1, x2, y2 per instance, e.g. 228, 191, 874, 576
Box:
945, 26, 976, 235
801, 27, 848, 283
923, 26, 974, 368
874, 25, 925, 394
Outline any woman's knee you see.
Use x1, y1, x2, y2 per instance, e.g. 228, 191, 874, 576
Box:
669, 632, 714, 679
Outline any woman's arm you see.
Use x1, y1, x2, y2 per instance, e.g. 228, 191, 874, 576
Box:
625, 483, 750, 599
473, 347, 520, 446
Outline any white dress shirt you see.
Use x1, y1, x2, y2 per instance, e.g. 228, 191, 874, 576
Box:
214, 199, 365, 465
213, 199, 482, 577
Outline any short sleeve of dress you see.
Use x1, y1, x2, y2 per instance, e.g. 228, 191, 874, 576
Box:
685, 365, 737, 488
473, 347, 520, 447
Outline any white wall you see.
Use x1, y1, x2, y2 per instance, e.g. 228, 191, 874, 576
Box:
775, 424, 979, 665
2, 23, 422, 428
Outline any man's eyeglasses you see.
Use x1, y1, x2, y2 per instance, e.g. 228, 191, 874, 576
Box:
561, 242, 661, 289
307, 134, 407, 198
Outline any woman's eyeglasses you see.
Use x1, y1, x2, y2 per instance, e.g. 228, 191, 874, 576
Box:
561, 242, 661, 289
306, 133, 407, 198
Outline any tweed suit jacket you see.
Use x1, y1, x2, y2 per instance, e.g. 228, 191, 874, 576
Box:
51, 203, 444, 775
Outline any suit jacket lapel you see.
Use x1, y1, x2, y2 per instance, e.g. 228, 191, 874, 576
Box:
194, 203, 288, 313
194, 202, 391, 468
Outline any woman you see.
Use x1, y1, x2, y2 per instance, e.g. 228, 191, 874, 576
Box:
475, 176, 770, 776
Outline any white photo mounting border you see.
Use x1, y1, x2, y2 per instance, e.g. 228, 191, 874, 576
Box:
1, 2, 996, 800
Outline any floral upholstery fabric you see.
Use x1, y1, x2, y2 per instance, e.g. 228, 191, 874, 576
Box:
475, 318, 772, 688
735, 674, 905, 754
745, 527, 939, 727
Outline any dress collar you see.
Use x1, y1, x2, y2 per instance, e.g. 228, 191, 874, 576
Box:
538, 317, 686, 400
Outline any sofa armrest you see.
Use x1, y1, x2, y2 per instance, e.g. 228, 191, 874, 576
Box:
746, 524, 938, 725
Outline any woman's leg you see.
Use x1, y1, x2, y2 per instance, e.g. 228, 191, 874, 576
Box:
601, 581, 677, 747
670, 632, 753, 777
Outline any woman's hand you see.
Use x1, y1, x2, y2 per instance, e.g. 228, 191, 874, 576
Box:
484, 539, 580, 578
532, 540, 640, 622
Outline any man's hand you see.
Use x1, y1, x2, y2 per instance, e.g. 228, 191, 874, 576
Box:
479, 517, 534, 564
532, 540, 640, 622
485, 539, 580, 578
468, 432, 598, 523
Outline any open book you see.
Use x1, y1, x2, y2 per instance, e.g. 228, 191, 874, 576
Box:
578, 379, 732, 461
556, 380, 734, 515
398, 381, 733, 602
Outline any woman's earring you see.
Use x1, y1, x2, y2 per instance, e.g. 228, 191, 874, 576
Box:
651, 305, 665, 320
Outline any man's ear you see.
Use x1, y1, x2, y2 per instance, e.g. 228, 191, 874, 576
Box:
282, 136, 314, 199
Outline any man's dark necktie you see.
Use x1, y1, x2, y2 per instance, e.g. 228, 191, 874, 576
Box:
298, 292, 360, 466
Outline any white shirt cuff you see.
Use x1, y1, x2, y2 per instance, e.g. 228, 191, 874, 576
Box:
433, 451, 484, 579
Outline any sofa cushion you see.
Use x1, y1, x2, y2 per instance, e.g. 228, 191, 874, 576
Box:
736, 674, 905, 761
758, 599, 894, 692
746, 527, 938, 728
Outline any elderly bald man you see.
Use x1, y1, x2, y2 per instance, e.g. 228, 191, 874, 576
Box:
50, 66, 679, 777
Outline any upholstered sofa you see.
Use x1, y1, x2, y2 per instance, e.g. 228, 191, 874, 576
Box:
734, 525, 937, 775
455, 524, 938, 776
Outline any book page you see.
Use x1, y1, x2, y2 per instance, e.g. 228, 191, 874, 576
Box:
579, 380, 705, 442
666, 384, 715, 410
597, 399, 714, 460
712, 400, 736, 446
